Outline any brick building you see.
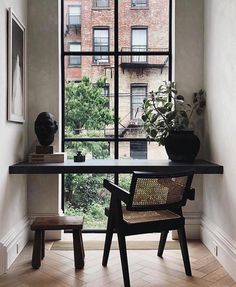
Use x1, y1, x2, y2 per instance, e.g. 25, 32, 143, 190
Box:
64, 0, 169, 159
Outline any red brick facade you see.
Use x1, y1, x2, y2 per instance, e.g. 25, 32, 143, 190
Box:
64, 0, 169, 159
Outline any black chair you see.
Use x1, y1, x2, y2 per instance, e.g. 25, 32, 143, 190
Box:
102, 171, 195, 287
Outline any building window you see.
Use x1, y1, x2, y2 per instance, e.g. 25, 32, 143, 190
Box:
131, 85, 147, 121
68, 6, 81, 26
69, 43, 81, 66
130, 141, 147, 159
131, 27, 148, 62
103, 84, 110, 107
131, 0, 148, 8
93, 28, 109, 64
93, 0, 109, 8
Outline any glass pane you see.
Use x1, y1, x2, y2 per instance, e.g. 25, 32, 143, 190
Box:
69, 43, 81, 66
119, 141, 168, 160
64, 0, 114, 51
119, 0, 169, 52
131, 0, 148, 8
64, 173, 113, 228
119, 55, 169, 137
64, 142, 114, 229
64, 56, 114, 138
93, 0, 109, 8
119, 174, 132, 190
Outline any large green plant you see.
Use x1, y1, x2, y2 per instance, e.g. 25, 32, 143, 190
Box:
142, 81, 206, 145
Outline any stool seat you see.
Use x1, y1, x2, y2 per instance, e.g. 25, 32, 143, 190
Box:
31, 216, 83, 230
31, 216, 84, 270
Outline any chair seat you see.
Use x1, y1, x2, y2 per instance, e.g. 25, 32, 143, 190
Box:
122, 208, 180, 224
31, 216, 83, 230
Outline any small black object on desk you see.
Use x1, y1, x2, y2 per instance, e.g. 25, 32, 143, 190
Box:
74, 151, 85, 162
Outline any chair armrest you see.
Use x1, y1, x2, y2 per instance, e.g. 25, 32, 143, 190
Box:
187, 188, 195, 200
103, 179, 130, 203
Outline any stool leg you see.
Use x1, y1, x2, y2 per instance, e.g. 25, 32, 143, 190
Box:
73, 229, 84, 269
41, 230, 45, 260
32, 230, 42, 269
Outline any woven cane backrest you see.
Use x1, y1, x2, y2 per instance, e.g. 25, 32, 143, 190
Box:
127, 171, 193, 211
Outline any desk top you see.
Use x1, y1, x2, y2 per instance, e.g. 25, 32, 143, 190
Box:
9, 159, 223, 174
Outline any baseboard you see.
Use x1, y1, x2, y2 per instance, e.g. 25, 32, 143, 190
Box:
0, 216, 30, 275
172, 212, 201, 239
201, 217, 236, 281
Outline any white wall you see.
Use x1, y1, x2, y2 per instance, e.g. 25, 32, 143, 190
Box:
27, 0, 61, 237
202, 0, 236, 281
0, 0, 28, 275
174, 0, 204, 238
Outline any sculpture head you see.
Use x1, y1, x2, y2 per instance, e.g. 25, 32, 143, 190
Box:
34, 112, 58, 146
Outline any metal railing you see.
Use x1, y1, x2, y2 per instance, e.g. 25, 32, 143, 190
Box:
120, 47, 169, 67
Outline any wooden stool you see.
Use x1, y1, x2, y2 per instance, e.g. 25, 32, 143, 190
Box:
31, 216, 84, 269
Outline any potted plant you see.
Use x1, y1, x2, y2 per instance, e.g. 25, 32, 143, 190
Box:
142, 81, 206, 162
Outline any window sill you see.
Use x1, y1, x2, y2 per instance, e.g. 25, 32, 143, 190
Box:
130, 7, 149, 10
92, 63, 110, 66
92, 7, 111, 10
68, 65, 81, 68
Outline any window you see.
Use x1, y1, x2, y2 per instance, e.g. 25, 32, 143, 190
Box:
93, 28, 109, 64
131, 0, 148, 8
62, 0, 172, 229
132, 27, 148, 62
69, 43, 81, 66
131, 85, 147, 121
103, 84, 110, 107
130, 141, 147, 159
68, 6, 81, 26
93, 0, 109, 8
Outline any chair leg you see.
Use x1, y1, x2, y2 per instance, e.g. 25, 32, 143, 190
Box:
102, 215, 114, 266
178, 227, 192, 276
158, 230, 169, 257
41, 230, 45, 260
32, 230, 42, 269
73, 229, 84, 269
117, 232, 130, 287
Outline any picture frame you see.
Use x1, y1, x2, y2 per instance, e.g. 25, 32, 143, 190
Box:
7, 8, 26, 123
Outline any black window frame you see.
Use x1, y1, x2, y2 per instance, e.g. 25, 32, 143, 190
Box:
61, 0, 173, 219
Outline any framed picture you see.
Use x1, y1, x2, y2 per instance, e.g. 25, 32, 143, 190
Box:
7, 8, 25, 123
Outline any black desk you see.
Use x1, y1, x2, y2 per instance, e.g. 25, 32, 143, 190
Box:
9, 159, 223, 174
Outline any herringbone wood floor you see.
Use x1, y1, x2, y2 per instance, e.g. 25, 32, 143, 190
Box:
0, 237, 235, 287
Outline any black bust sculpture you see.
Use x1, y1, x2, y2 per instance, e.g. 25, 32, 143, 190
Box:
34, 112, 58, 146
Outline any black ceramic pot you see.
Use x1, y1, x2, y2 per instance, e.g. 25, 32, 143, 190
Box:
164, 130, 200, 162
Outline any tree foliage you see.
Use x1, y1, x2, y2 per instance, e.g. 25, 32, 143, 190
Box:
64, 76, 115, 226
65, 76, 113, 136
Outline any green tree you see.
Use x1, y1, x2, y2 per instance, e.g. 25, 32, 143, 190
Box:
65, 76, 113, 137
64, 77, 114, 224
